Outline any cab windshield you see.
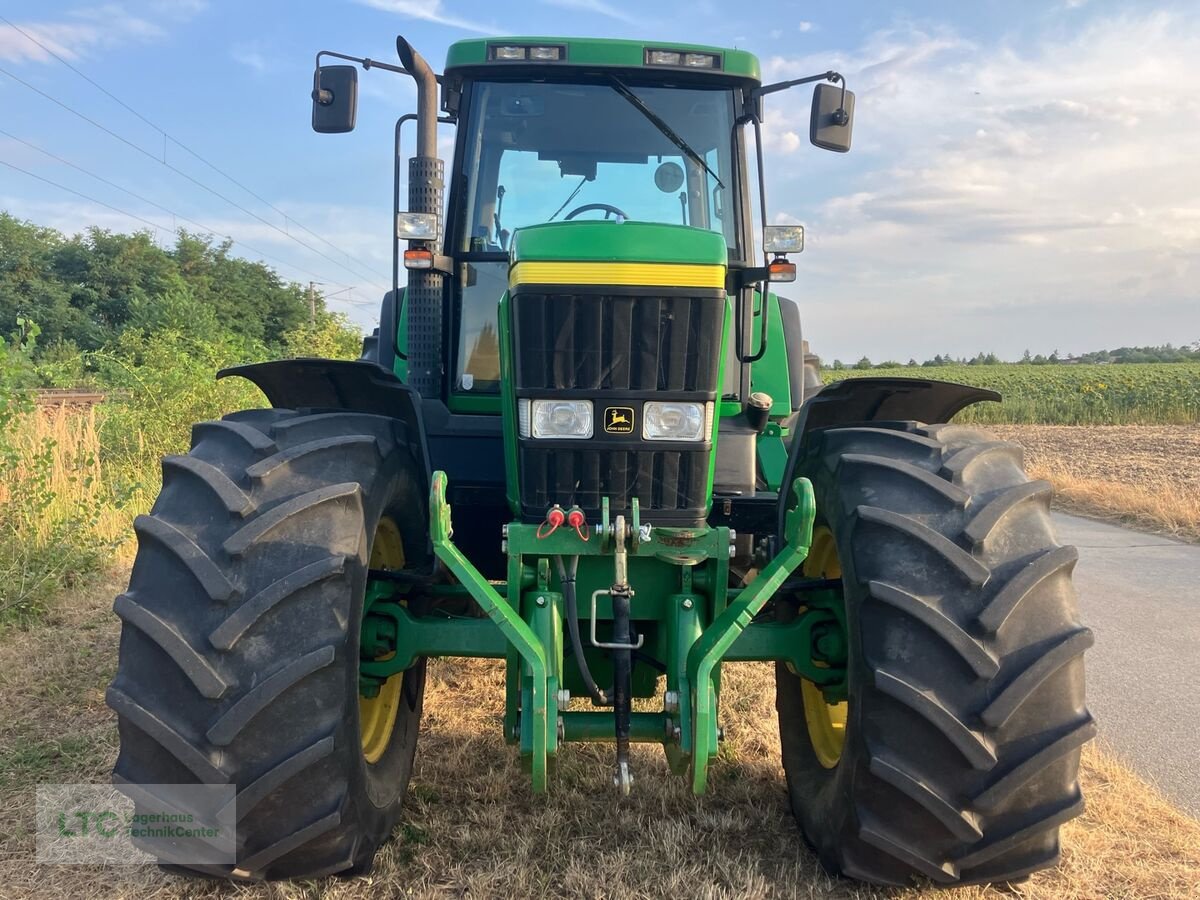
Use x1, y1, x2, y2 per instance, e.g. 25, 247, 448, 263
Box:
453, 79, 740, 394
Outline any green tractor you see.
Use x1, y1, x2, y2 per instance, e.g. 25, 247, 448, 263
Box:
108, 34, 1093, 887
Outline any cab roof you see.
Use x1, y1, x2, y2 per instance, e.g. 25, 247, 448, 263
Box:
444, 36, 761, 83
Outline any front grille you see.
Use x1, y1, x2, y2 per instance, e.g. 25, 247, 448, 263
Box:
510, 289, 724, 525
512, 292, 723, 392
519, 447, 710, 515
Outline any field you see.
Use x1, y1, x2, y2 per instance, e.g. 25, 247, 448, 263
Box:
994, 425, 1200, 541
1, 570, 1198, 900
828, 363, 1200, 425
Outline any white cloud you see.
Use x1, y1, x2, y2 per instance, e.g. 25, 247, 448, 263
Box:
0, 3, 203, 63
798, 21, 814, 33
353, 0, 498, 34
149, 0, 208, 15
758, 12, 1200, 359
0, 17, 158, 63
540, 0, 636, 25
230, 41, 270, 74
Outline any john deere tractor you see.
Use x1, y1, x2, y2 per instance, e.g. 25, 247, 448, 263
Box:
108, 35, 1093, 887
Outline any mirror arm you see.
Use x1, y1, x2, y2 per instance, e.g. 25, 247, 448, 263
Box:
312, 49, 446, 107
316, 49, 409, 77
754, 69, 843, 99
755, 70, 849, 125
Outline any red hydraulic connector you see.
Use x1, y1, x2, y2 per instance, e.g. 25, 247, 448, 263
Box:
566, 506, 589, 541
537, 504, 566, 539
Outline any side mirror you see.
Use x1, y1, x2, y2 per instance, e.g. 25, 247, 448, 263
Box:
312, 65, 358, 134
810, 82, 854, 153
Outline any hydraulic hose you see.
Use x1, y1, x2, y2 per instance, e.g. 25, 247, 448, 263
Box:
556, 555, 609, 706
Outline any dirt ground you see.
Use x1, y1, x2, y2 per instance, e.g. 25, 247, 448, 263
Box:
1, 570, 1198, 899
992, 425, 1200, 541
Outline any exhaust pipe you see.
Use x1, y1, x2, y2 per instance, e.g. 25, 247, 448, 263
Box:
396, 36, 444, 400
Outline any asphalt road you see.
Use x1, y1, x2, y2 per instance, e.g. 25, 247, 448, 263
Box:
1053, 512, 1200, 817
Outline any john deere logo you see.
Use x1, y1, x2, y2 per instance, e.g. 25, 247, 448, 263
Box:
604, 407, 635, 434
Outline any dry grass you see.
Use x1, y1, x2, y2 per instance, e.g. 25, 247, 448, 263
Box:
992, 425, 1200, 542
1, 573, 1198, 899
0, 406, 135, 617
0, 405, 131, 548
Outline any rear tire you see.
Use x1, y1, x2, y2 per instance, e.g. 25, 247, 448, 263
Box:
107, 408, 428, 880
777, 423, 1093, 886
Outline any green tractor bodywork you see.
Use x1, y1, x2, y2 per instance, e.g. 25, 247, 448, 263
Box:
361, 212, 842, 793
108, 31, 1092, 888
315, 33, 856, 800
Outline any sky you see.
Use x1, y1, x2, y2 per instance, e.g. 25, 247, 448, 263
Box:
1, 0, 1198, 362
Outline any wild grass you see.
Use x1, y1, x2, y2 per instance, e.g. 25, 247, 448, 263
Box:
0, 406, 129, 622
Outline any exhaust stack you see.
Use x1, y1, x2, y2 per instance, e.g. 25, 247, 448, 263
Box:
396, 36, 444, 400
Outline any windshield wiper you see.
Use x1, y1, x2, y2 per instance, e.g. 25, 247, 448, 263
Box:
607, 75, 724, 189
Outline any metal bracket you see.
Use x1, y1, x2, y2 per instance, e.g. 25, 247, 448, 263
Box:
588, 589, 644, 650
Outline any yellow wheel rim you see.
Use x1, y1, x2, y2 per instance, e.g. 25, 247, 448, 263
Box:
801, 526, 848, 769
360, 517, 405, 765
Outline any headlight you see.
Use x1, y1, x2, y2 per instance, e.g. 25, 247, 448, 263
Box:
530, 399, 593, 439
395, 212, 440, 241
643, 401, 709, 442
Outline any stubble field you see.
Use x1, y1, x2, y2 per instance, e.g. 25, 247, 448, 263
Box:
993, 424, 1200, 541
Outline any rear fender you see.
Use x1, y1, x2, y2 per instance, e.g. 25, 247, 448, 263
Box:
218, 358, 431, 485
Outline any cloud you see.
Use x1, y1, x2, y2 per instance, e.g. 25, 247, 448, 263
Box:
540, 0, 636, 25
149, 0, 208, 15
353, 0, 498, 34
231, 41, 270, 73
798, 21, 814, 33
758, 11, 1200, 359
0, 3, 201, 63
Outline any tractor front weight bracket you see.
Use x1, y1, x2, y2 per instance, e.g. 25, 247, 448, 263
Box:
426, 470, 819, 796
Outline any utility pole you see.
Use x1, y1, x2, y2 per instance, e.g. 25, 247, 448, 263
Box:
308, 281, 323, 324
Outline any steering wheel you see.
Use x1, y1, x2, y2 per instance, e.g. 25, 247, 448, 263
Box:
564, 203, 630, 221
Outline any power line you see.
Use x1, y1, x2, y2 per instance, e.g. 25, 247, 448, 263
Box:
0, 156, 356, 296
0, 62, 389, 293
0, 13, 390, 285
0, 127, 355, 290
1, 158, 167, 233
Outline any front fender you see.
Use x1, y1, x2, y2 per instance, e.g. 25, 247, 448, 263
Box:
796, 377, 1000, 434
777, 376, 1001, 539
218, 358, 431, 482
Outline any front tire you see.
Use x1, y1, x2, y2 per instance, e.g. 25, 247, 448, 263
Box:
777, 423, 1093, 886
107, 408, 428, 880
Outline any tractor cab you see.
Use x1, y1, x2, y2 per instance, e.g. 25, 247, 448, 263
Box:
442, 40, 756, 399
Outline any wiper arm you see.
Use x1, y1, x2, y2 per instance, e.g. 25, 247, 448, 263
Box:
607, 75, 723, 189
